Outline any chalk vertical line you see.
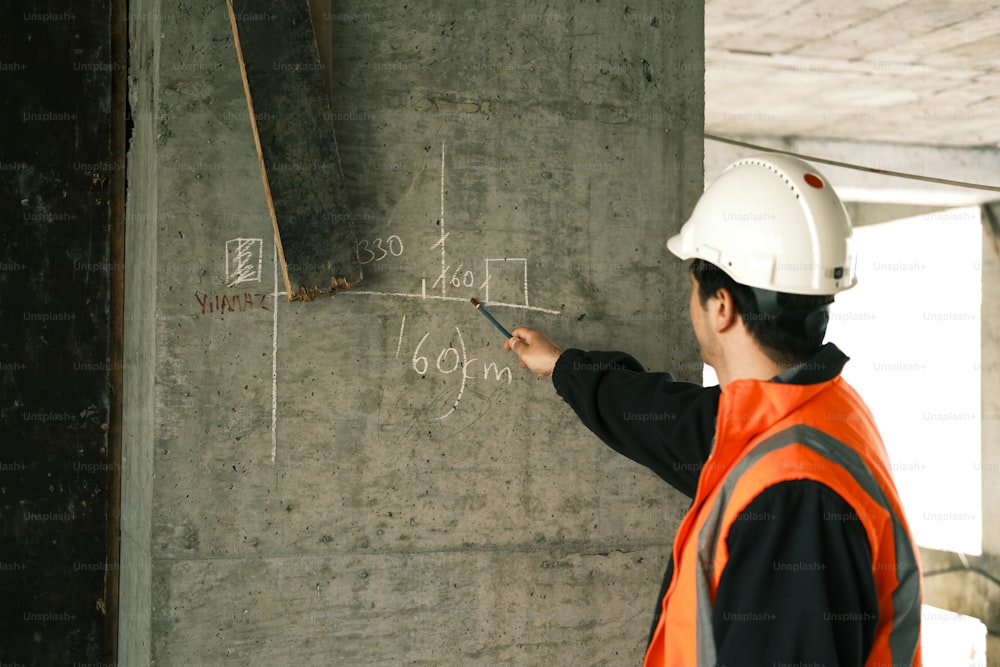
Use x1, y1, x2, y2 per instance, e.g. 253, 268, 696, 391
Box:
271, 241, 279, 464
395, 315, 406, 359
522, 259, 529, 307
255, 238, 263, 283
484, 260, 491, 304
439, 140, 446, 296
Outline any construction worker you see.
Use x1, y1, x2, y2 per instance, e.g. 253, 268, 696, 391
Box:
504, 154, 923, 667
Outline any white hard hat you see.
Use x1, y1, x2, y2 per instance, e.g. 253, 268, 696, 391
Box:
667, 153, 857, 295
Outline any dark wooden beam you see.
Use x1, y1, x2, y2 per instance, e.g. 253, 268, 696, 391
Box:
227, 0, 363, 301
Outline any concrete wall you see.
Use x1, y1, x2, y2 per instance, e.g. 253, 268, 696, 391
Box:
123, 1, 704, 664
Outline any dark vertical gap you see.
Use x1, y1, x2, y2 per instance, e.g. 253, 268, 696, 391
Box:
106, 0, 128, 662
0, 1, 114, 661
982, 202, 1000, 258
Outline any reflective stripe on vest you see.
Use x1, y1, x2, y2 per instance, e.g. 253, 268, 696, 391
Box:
691, 424, 921, 667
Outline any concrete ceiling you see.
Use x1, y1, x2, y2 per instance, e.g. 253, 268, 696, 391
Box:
705, 0, 1000, 149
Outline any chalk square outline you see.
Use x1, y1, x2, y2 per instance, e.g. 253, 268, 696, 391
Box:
483, 258, 529, 308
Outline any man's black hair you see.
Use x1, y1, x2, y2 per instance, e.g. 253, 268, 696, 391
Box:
689, 258, 834, 366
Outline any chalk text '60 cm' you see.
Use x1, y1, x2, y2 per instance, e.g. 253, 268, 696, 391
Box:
410, 329, 512, 384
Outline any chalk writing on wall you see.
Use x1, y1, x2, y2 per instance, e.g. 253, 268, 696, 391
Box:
357, 235, 403, 264
226, 237, 263, 286
395, 315, 512, 420
353, 142, 560, 315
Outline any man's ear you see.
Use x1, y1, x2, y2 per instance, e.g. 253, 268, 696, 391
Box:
711, 287, 740, 333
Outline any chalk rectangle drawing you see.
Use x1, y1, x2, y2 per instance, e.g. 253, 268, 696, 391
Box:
226, 237, 264, 286
483, 258, 529, 308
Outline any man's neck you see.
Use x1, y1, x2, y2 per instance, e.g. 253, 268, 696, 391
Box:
713, 346, 785, 391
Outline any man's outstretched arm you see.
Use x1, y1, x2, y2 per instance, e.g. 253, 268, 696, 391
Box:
504, 327, 719, 497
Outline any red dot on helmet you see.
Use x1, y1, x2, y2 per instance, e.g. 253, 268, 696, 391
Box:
804, 173, 824, 188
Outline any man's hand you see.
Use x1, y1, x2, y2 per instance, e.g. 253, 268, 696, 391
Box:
504, 327, 562, 378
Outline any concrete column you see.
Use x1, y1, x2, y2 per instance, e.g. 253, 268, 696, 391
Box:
122, 1, 704, 664
119, 0, 160, 660
980, 212, 1000, 665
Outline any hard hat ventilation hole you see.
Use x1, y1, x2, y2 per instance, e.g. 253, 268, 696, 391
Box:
737, 157, 811, 200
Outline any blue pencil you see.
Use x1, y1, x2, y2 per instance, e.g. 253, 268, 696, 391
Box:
470, 298, 513, 339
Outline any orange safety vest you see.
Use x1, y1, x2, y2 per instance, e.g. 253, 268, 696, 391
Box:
643, 373, 923, 667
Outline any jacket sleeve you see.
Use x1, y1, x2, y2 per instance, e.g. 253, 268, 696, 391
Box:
551, 348, 721, 498
713, 479, 879, 667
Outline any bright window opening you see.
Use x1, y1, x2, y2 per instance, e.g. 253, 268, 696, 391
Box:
828, 207, 982, 555
921, 604, 987, 667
